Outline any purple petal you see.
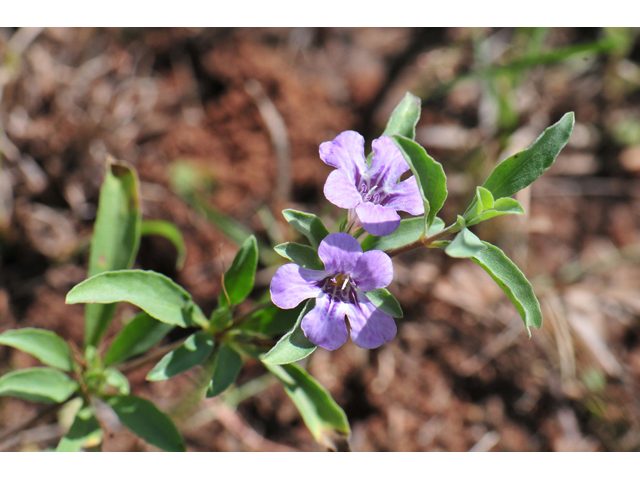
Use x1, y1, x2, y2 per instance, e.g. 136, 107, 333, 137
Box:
270, 264, 325, 309
355, 202, 401, 236
318, 232, 362, 275
324, 169, 362, 209
319, 131, 366, 183
384, 176, 425, 216
346, 290, 397, 349
301, 292, 349, 351
369, 136, 410, 186
351, 250, 394, 291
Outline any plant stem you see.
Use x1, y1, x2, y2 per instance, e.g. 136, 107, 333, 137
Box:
385, 223, 458, 257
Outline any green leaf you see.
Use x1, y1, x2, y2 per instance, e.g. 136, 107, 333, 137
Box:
265, 363, 350, 451
364, 288, 403, 318
262, 299, 317, 365
391, 136, 448, 230
209, 305, 233, 332
238, 302, 304, 336
140, 220, 187, 269
0, 328, 74, 371
219, 235, 258, 308
104, 312, 174, 366
146, 332, 214, 381
282, 209, 330, 249
445, 224, 487, 258
206, 343, 243, 398
106, 395, 186, 452
67, 270, 207, 328
104, 368, 130, 395
381, 92, 421, 140
481, 112, 574, 200
56, 403, 102, 452
274, 242, 324, 270
361, 216, 445, 252
466, 197, 525, 227
85, 159, 142, 347
0, 367, 78, 404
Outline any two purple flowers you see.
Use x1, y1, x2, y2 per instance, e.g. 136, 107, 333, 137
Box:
270, 131, 424, 350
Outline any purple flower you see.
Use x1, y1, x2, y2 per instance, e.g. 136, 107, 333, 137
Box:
320, 131, 424, 236
270, 232, 397, 351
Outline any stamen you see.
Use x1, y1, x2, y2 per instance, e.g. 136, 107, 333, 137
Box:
341, 276, 349, 290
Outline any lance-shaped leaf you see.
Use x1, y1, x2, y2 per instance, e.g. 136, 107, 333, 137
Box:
146, 332, 214, 381
207, 343, 243, 398
239, 302, 304, 336
219, 235, 258, 308
266, 363, 350, 451
67, 270, 207, 328
262, 299, 317, 365
0, 328, 74, 371
85, 159, 141, 347
364, 288, 403, 318
140, 220, 187, 269
481, 112, 574, 201
106, 394, 186, 452
104, 312, 174, 366
464, 187, 525, 226
0, 368, 78, 404
282, 210, 329, 249
445, 218, 487, 258
105, 368, 130, 395
56, 403, 102, 452
361, 216, 445, 252
382, 92, 421, 139
391, 136, 448, 231
274, 242, 324, 270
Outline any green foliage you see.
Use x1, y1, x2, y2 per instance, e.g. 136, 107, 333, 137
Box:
85, 159, 142, 347
391, 136, 448, 231
464, 186, 525, 227
140, 220, 187, 269
0, 328, 74, 371
106, 395, 186, 452
56, 403, 102, 452
207, 343, 243, 398
238, 302, 304, 336
364, 288, 403, 318
262, 299, 316, 365
104, 312, 174, 366
0, 367, 78, 404
146, 332, 214, 381
266, 363, 350, 451
382, 92, 421, 140
282, 209, 330, 249
274, 242, 324, 270
219, 235, 259, 308
104, 368, 130, 395
361, 217, 445, 252
445, 218, 487, 258
66, 270, 207, 328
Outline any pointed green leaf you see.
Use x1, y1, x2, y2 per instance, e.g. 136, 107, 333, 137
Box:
0, 328, 74, 371
104, 312, 174, 366
481, 112, 574, 200
265, 363, 350, 451
140, 220, 187, 269
104, 368, 130, 394
146, 332, 214, 381
445, 226, 487, 258
466, 197, 525, 227
56, 403, 102, 452
274, 242, 324, 270
238, 302, 304, 336
361, 216, 445, 252
477, 186, 495, 210
85, 159, 142, 347
67, 270, 207, 328
365, 288, 403, 318
106, 394, 186, 452
262, 299, 317, 365
207, 343, 243, 398
219, 235, 258, 307
282, 210, 330, 249
391, 136, 448, 230
0, 368, 78, 404
209, 305, 233, 332
382, 92, 421, 140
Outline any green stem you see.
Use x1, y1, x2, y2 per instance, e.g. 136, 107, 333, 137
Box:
385, 222, 460, 257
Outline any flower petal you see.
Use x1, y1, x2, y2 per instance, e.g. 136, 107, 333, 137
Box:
355, 202, 401, 236
384, 176, 425, 216
351, 250, 394, 291
318, 232, 362, 275
369, 136, 410, 186
323, 169, 362, 209
270, 264, 325, 309
301, 292, 349, 351
346, 290, 397, 349
319, 131, 366, 184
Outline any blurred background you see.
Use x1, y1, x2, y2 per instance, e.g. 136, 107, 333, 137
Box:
1, 27, 640, 452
